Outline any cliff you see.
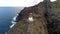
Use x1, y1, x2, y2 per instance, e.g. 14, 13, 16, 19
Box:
7, 1, 49, 34
7, 0, 60, 34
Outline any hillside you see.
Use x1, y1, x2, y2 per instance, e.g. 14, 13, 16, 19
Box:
7, 2, 49, 34
7, 0, 60, 34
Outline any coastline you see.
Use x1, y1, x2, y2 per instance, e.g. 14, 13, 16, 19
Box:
10, 14, 18, 28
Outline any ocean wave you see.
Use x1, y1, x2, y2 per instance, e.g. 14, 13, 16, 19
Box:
13, 14, 18, 22
10, 14, 18, 28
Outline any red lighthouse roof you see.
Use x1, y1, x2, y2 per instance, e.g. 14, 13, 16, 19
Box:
28, 11, 32, 15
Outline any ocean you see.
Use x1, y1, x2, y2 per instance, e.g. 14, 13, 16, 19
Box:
0, 7, 23, 34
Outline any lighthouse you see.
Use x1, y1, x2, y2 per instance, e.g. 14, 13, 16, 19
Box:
28, 12, 33, 22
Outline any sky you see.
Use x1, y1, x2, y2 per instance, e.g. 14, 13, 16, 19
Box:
0, 0, 57, 7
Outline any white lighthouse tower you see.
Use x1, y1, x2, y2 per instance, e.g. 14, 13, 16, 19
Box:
28, 12, 33, 22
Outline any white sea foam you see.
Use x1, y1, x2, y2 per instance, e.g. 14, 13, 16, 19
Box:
11, 21, 16, 24
10, 7, 24, 28
13, 16, 17, 21
10, 14, 18, 28
13, 14, 18, 21
10, 23, 15, 28
10, 21, 16, 28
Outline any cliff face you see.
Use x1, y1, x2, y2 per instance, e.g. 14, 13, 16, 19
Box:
7, 0, 60, 34
46, 1, 60, 34
7, 2, 49, 34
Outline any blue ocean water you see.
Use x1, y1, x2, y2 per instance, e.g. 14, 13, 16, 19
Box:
0, 7, 23, 34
